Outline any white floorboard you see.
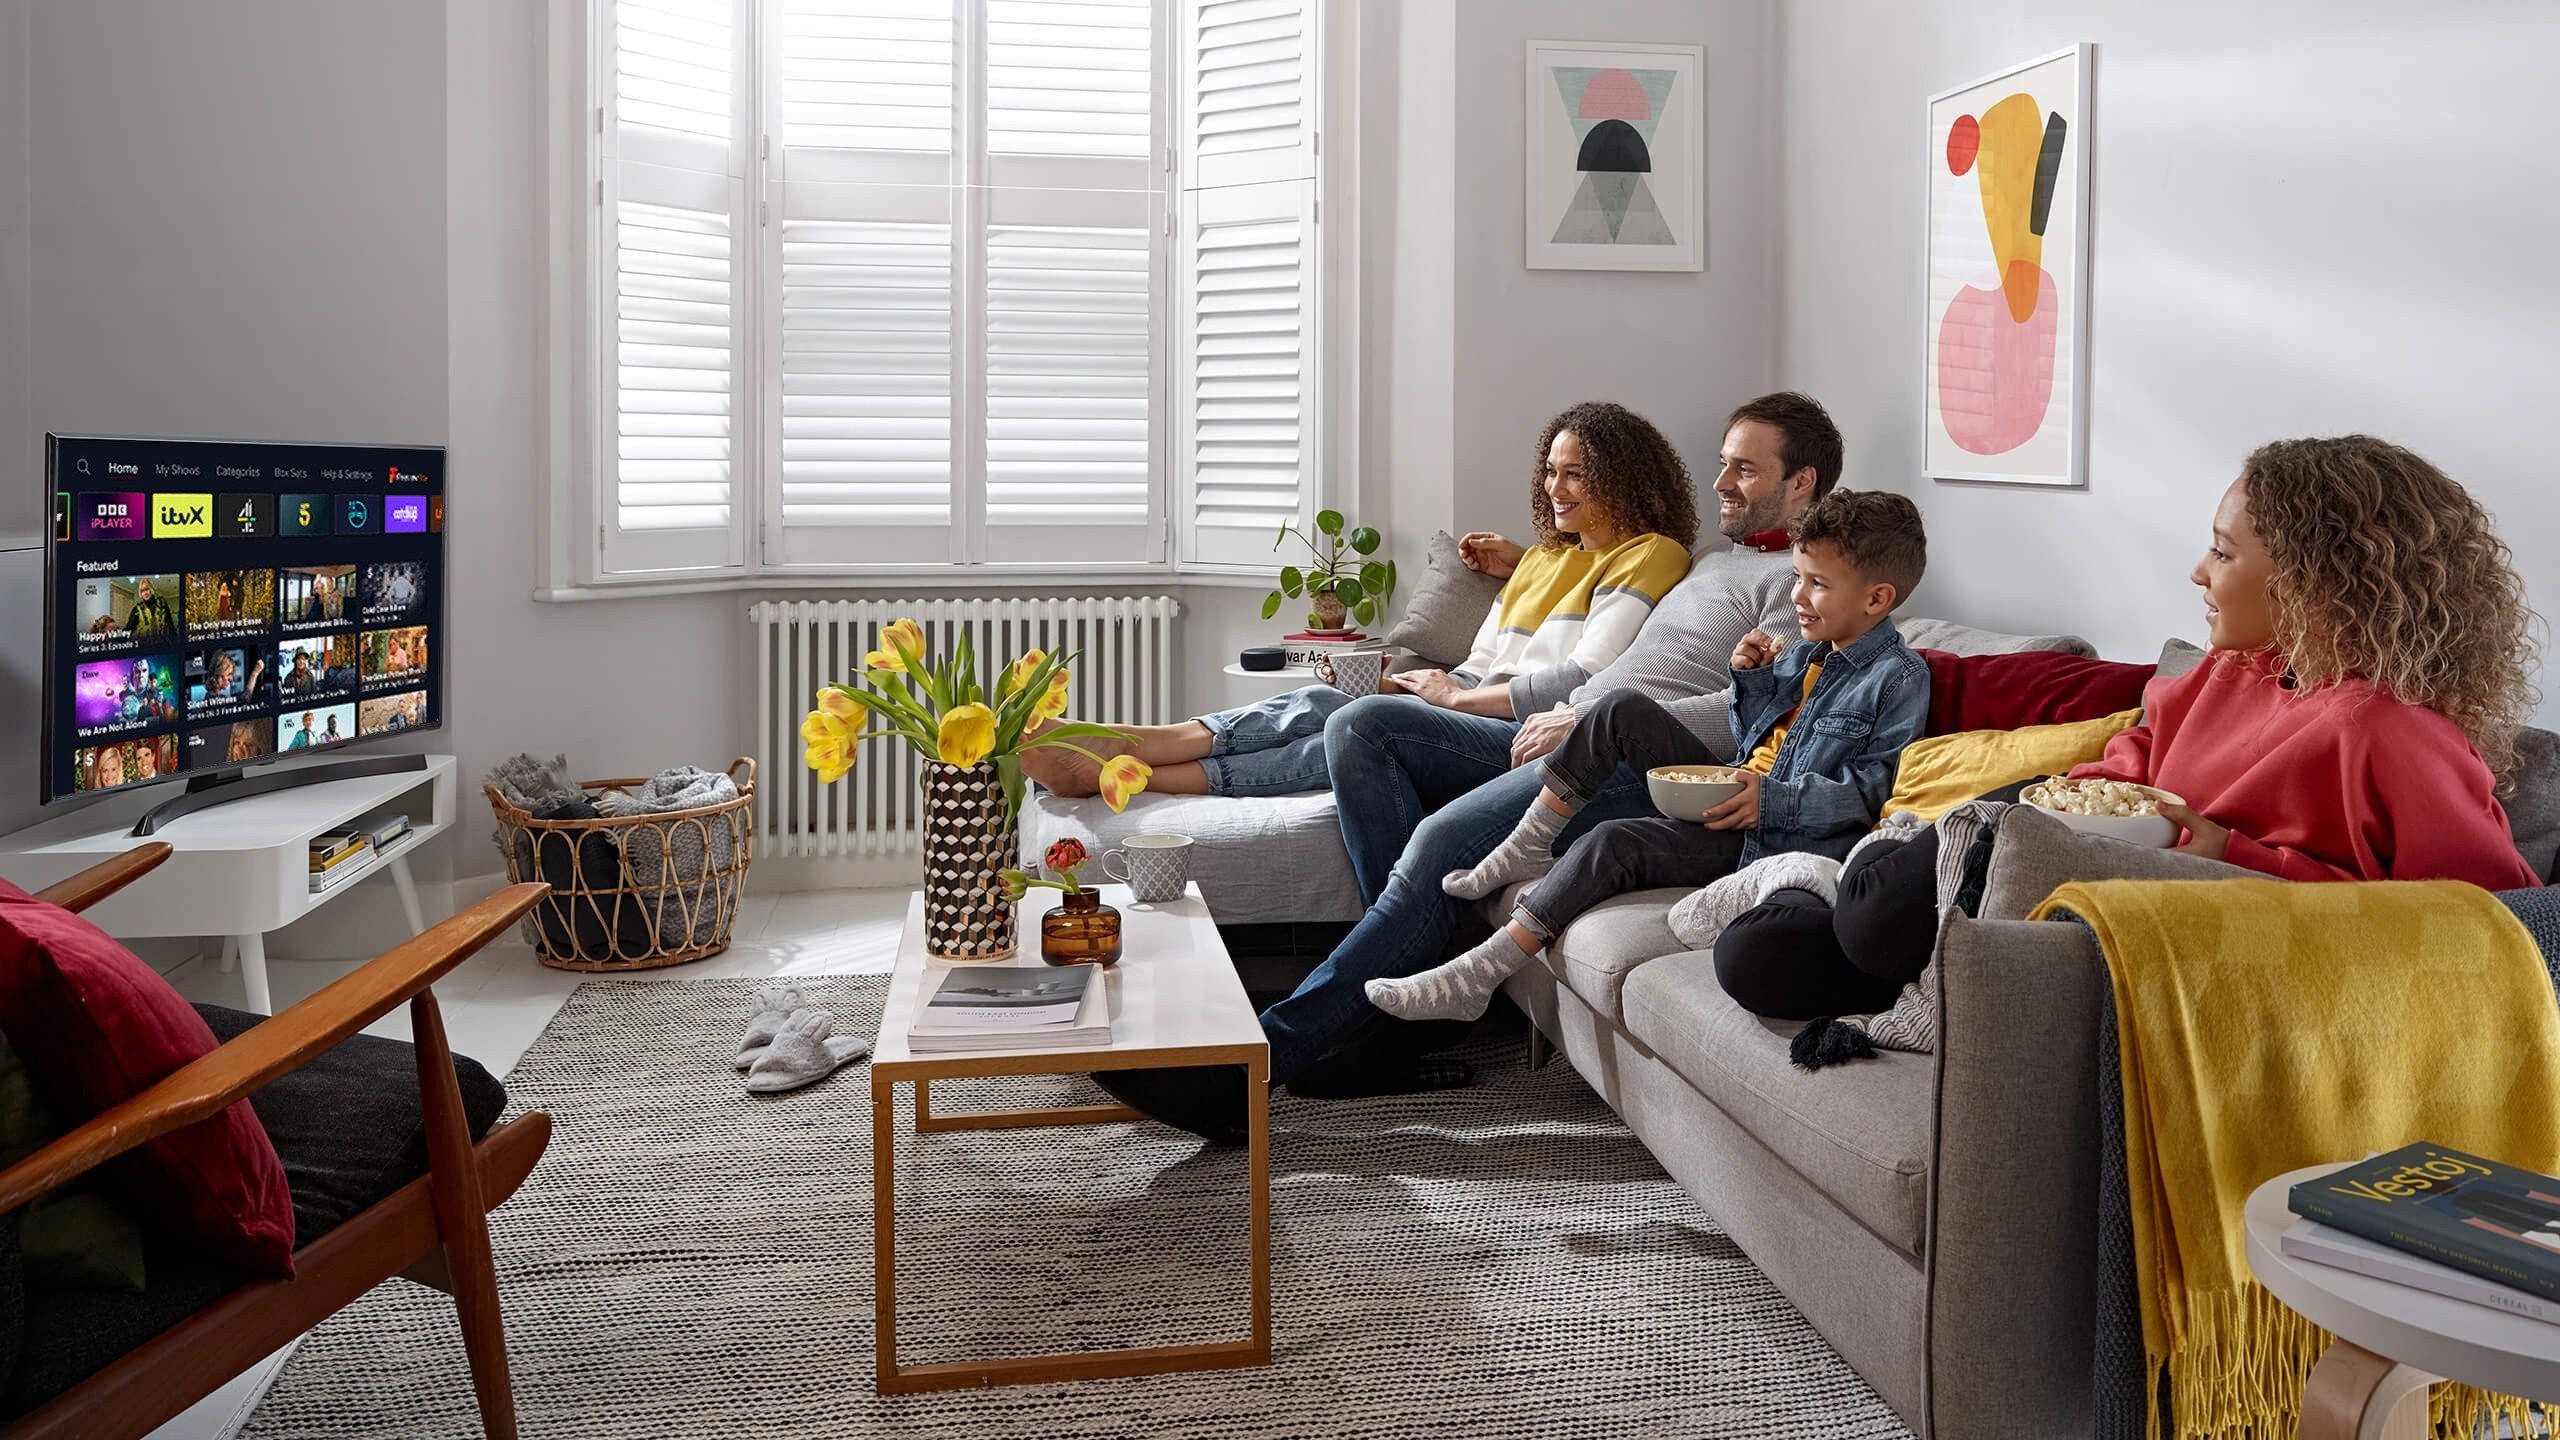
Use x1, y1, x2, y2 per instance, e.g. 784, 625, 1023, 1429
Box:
143, 885, 915, 1440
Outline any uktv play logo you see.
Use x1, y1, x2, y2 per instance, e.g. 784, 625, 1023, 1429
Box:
151, 493, 214, 538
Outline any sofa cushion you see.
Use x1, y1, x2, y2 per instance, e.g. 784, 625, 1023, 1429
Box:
1379, 530, 1506, 670
2506, 726, 2560, 884
0, 902, 293, 1277
1535, 887, 1696, 1027
1977, 804, 2257, 921
1024, 788, 1364, 926
1895, 616, 2095, 659
1915, 649, 2153, 736
5, 1006, 509, 1419
1883, 710, 2141, 823
1620, 951, 1935, 1256
2155, 637, 2206, 679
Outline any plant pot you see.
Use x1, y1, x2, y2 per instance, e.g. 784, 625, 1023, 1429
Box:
1039, 887, 1122, 966
1309, 590, 1349, 632
921, 760, 1020, 961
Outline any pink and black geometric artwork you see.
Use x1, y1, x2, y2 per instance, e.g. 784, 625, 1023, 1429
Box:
1526, 41, 1703, 272
1549, 66, 1679, 245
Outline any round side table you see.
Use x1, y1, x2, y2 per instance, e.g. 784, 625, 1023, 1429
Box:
2245, 1165, 2560, 1439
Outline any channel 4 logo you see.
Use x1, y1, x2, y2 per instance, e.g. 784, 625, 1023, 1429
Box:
151, 493, 213, 538
75, 492, 148, 542
385, 496, 427, 534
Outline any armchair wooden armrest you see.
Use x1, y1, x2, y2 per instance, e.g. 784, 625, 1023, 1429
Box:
27, 841, 172, 914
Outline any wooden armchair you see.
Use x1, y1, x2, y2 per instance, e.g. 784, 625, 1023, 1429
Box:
1, 844, 553, 1439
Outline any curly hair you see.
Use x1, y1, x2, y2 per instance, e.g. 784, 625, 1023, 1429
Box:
1526, 402, 1700, 551
2239, 435, 2542, 778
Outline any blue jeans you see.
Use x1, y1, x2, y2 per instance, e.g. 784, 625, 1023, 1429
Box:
1195, 685, 1357, 796
1252, 698, 1651, 1085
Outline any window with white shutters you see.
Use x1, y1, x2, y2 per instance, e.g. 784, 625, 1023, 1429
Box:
570, 0, 1326, 584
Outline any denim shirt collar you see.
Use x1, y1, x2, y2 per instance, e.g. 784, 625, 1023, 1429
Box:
1784, 614, 1905, 677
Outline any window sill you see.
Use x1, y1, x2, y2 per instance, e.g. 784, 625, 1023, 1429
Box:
536, 566, 1287, 603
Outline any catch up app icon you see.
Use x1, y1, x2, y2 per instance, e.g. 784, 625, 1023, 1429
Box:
151, 493, 213, 538
75, 493, 145, 541
385, 496, 427, 534
280, 494, 332, 537
429, 495, 444, 532
340, 496, 375, 534
216, 493, 274, 538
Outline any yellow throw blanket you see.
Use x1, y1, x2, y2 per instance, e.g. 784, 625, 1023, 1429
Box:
2030, 878, 2560, 1440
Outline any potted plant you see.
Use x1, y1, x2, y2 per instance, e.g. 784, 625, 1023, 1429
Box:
799, 620, 1152, 961
1261, 509, 1397, 634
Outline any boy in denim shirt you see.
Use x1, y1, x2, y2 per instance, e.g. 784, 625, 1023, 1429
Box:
1367, 490, 1930, 1021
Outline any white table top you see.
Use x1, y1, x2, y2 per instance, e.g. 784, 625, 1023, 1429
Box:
2246, 1165, 2560, 1400
872, 882, 1265, 1071
1221, 662, 1316, 680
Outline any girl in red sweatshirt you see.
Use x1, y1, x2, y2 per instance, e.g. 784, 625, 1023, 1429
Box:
1716, 435, 2540, 1024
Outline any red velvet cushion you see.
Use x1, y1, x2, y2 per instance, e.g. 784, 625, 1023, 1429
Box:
1917, 649, 2156, 737
0, 901, 295, 1275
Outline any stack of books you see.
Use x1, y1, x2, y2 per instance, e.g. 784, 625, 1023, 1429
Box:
907, 964, 1109, 1053
1280, 630, 1382, 670
308, 828, 373, 894
2284, 1142, 2560, 1324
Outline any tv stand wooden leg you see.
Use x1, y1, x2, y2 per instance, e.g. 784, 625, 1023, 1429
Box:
390, 853, 427, 934
233, 932, 272, 1014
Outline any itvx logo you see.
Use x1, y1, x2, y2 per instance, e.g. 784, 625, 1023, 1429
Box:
151, 493, 213, 538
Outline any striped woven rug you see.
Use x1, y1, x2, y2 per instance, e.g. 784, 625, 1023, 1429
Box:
243, 977, 1912, 1438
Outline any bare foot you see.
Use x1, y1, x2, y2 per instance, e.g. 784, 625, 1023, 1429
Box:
1017, 718, 1136, 799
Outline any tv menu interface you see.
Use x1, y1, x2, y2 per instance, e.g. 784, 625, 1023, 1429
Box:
45, 436, 444, 800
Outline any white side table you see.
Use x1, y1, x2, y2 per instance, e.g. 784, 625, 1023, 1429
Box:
1219, 661, 1317, 707
0, 755, 456, 1013
2245, 1165, 2560, 1438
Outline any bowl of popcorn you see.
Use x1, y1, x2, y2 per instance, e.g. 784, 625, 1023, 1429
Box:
1648, 764, 1749, 821
2021, 777, 2186, 848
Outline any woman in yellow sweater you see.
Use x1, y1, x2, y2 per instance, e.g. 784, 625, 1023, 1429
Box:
1027, 402, 1699, 797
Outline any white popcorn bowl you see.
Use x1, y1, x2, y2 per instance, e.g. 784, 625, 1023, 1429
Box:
2027, 783, 2185, 848
1647, 764, 1749, 822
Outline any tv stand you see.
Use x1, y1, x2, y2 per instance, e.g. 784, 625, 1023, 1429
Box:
131, 753, 432, 836
0, 756, 456, 1012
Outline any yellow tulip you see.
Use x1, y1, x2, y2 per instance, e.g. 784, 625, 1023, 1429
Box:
1097, 753, 1152, 813
1035, 667, 1072, 722
865, 617, 926, 672
936, 703, 997, 767
801, 708, 853, 747
803, 735, 853, 783
814, 686, 867, 726
1001, 650, 1048, 698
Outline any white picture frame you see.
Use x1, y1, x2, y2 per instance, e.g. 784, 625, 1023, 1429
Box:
1922, 44, 2094, 487
1524, 40, 1705, 272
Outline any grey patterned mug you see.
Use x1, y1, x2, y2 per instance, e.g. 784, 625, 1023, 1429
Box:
1319, 649, 1386, 698
1103, 833, 1195, 904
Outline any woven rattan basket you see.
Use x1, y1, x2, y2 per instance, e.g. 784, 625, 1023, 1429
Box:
486, 758, 756, 972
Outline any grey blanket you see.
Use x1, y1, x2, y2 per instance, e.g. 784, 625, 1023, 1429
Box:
2085, 885, 2560, 1440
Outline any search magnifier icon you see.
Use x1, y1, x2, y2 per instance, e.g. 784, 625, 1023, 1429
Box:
76, 458, 91, 475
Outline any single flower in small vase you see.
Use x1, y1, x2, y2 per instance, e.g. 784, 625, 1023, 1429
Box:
1002, 838, 1122, 967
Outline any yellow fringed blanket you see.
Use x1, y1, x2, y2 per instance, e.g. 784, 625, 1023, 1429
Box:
2030, 878, 2560, 1440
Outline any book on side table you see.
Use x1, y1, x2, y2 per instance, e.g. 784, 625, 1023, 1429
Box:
907, 964, 1110, 1053
2285, 1142, 2560, 1325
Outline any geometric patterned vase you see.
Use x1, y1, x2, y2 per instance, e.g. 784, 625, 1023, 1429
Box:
919, 760, 1020, 961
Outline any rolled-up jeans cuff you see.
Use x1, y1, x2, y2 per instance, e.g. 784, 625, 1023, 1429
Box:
1197, 710, 1242, 758
1511, 901, 1558, 946
1536, 757, 1603, 807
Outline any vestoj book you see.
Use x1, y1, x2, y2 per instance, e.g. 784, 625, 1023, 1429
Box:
2288, 1142, 2560, 1305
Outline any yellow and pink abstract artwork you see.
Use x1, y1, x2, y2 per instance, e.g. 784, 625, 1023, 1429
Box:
1925, 46, 2091, 486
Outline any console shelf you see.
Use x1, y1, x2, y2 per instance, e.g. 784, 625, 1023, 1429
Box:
0, 754, 456, 1012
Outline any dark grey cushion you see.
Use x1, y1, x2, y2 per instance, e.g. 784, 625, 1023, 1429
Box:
6, 1006, 507, 1418
2499, 888, 2560, 979
2154, 637, 2205, 679
1378, 530, 1504, 670
2505, 726, 2560, 884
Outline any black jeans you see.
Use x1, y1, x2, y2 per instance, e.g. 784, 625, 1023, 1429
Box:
1711, 828, 1942, 1019
1516, 818, 1749, 942
1539, 688, 1720, 805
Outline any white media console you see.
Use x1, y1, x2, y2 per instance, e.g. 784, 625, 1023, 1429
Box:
0, 754, 456, 1012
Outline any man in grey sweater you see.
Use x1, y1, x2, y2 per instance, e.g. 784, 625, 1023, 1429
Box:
1097, 394, 1844, 1140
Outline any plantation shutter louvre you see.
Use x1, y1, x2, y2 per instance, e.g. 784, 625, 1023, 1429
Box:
1176, 0, 1317, 570
602, 0, 753, 574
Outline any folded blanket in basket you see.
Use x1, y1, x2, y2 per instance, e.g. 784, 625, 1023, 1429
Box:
595, 765, 738, 817
2035, 877, 2560, 1440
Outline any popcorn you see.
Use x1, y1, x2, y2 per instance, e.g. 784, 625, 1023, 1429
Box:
2024, 777, 2164, 818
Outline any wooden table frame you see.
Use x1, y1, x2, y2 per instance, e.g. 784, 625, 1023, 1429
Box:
870, 1043, 1272, 1395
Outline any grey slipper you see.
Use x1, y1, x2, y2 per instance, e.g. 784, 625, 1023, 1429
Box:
733, 987, 808, 1070
744, 1010, 871, 1095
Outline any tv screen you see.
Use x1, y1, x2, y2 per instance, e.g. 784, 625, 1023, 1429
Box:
43, 435, 445, 802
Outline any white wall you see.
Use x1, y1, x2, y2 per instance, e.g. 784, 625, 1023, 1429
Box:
1777, 0, 2560, 726
1449, 0, 1779, 531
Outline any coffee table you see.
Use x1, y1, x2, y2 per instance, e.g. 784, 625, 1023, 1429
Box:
868, 881, 1270, 1394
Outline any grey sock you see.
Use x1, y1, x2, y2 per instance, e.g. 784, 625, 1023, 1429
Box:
1365, 927, 1539, 1023
1442, 793, 1577, 900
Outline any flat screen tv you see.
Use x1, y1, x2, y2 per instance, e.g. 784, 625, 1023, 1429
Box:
43, 435, 445, 827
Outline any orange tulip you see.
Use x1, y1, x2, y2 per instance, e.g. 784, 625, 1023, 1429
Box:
1097, 753, 1152, 813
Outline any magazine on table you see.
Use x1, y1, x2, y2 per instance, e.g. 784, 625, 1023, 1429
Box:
2279, 1214, 2560, 1325
2287, 1142, 2560, 1308
907, 965, 1109, 1051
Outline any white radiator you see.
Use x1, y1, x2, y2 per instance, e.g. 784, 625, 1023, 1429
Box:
750, 596, 1184, 858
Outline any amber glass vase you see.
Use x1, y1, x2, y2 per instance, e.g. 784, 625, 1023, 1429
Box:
1039, 888, 1123, 967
